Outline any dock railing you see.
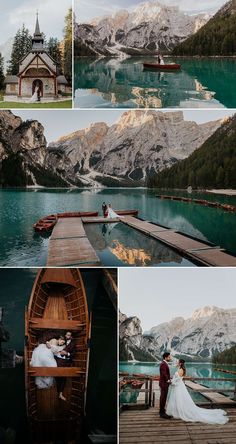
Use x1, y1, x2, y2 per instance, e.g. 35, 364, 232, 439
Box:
119, 373, 236, 410
120, 375, 155, 410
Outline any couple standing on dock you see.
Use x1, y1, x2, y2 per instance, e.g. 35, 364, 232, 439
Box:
159, 352, 229, 424
102, 202, 120, 219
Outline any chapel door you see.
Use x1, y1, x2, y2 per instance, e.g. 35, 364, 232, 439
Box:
32, 79, 43, 97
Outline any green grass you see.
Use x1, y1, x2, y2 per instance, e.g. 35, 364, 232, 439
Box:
0, 100, 72, 108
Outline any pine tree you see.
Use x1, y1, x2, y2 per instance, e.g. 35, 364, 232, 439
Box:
0, 53, 4, 90
63, 8, 72, 84
7, 24, 32, 75
47, 37, 62, 73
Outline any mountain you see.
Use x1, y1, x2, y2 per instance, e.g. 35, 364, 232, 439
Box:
148, 114, 236, 189
46, 110, 220, 187
119, 306, 236, 362
173, 0, 236, 56
0, 110, 222, 188
75, 0, 209, 56
0, 111, 74, 187
119, 313, 156, 361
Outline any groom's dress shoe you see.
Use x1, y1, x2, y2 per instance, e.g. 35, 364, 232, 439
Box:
160, 413, 172, 419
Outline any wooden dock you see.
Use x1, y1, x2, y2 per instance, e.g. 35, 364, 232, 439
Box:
46, 214, 236, 267
185, 380, 236, 405
122, 216, 236, 267
119, 407, 236, 443
47, 217, 100, 266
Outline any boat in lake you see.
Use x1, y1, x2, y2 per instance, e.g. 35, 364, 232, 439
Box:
25, 268, 90, 443
143, 62, 181, 70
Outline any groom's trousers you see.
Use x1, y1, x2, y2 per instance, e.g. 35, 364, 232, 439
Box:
55, 357, 71, 394
159, 384, 169, 414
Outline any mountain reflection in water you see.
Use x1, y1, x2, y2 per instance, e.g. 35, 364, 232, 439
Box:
74, 57, 236, 108
84, 222, 195, 266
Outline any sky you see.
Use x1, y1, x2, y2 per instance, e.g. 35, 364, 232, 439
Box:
119, 268, 236, 331
75, 0, 226, 23
12, 109, 234, 144
0, 0, 71, 45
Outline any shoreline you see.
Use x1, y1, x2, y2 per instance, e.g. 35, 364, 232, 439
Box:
206, 189, 236, 196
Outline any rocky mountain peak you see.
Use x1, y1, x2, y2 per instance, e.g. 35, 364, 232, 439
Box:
120, 305, 236, 361
191, 305, 219, 320
76, 0, 210, 56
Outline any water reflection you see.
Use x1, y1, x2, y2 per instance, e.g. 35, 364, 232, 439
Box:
84, 222, 195, 267
74, 57, 236, 108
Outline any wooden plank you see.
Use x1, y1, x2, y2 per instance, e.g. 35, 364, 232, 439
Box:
185, 381, 236, 404
28, 367, 85, 377
119, 406, 235, 443
190, 249, 236, 267
29, 318, 84, 330
122, 216, 167, 234
47, 237, 100, 266
121, 217, 236, 267
51, 217, 86, 239
82, 217, 120, 223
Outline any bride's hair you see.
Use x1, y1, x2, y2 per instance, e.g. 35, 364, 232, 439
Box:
179, 359, 186, 376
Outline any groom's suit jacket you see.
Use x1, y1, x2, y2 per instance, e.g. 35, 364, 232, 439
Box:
159, 360, 170, 388
56, 339, 76, 367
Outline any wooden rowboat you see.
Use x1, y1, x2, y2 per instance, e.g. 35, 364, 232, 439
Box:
143, 62, 181, 70
34, 211, 99, 233
104, 209, 139, 217
25, 268, 90, 443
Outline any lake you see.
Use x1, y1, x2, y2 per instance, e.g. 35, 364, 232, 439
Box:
1, 188, 236, 266
119, 361, 236, 403
74, 57, 236, 108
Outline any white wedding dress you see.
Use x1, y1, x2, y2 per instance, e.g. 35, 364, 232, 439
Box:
107, 207, 122, 219
166, 372, 229, 425
29, 87, 39, 103
30, 343, 59, 389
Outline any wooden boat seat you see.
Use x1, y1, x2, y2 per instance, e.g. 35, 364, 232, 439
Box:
28, 367, 85, 377
29, 318, 84, 330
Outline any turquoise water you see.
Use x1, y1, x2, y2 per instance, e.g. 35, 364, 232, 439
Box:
1, 188, 236, 266
74, 57, 236, 108
120, 362, 236, 403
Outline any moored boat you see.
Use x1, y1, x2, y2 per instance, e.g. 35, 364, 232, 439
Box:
25, 268, 90, 443
143, 62, 181, 70
33, 215, 58, 232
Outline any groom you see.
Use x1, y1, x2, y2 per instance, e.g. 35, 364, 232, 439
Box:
55, 331, 76, 401
159, 352, 172, 419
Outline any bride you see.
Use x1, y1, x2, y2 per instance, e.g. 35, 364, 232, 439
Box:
166, 359, 229, 424
107, 204, 122, 219
29, 85, 39, 103
30, 336, 65, 389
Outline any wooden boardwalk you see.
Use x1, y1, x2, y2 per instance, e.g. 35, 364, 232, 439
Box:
122, 216, 236, 267
46, 214, 236, 267
47, 217, 100, 266
185, 381, 236, 405
119, 407, 236, 443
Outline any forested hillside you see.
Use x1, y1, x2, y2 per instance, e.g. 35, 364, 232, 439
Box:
173, 0, 236, 56
148, 115, 236, 189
